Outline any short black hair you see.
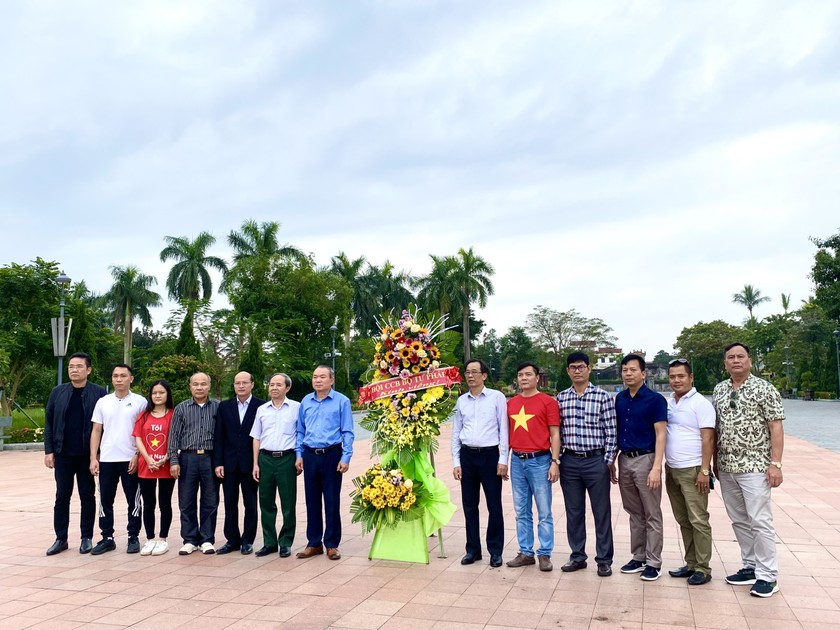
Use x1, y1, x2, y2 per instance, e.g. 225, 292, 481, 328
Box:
621, 353, 646, 371
68, 352, 92, 367
566, 351, 590, 367
113, 363, 133, 375
724, 342, 751, 356
464, 359, 490, 375
516, 361, 541, 375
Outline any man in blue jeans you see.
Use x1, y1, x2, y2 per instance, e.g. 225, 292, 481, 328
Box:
505, 362, 561, 571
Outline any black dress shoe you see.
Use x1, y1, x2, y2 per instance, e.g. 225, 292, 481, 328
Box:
79, 538, 93, 554
47, 539, 68, 556
668, 565, 693, 578
241, 543, 253, 555
687, 571, 712, 585
490, 554, 503, 567
561, 559, 588, 572
91, 538, 116, 555
597, 563, 613, 577
126, 536, 141, 554
217, 542, 241, 555
460, 552, 482, 565
255, 546, 278, 557
279, 546, 291, 557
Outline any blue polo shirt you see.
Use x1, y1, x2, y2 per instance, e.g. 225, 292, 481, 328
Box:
615, 384, 667, 451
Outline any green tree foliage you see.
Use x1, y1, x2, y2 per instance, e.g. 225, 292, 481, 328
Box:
65, 281, 121, 384
731, 284, 771, 319
674, 320, 746, 392
160, 232, 228, 302
140, 354, 209, 405
810, 229, 840, 322
0, 259, 60, 414
498, 326, 539, 385
100, 265, 161, 364
238, 331, 267, 399
228, 219, 307, 265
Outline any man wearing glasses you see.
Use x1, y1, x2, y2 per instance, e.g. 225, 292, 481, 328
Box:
664, 358, 715, 585
555, 352, 617, 577
451, 359, 509, 568
712, 343, 785, 598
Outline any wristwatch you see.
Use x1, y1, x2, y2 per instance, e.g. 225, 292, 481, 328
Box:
552, 457, 561, 465
770, 461, 782, 469
700, 469, 710, 476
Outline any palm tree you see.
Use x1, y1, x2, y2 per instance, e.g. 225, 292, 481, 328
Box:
228, 219, 307, 264
731, 284, 771, 318
450, 248, 494, 362
415, 254, 458, 318
159, 232, 228, 301
101, 265, 161, 364
781, 293, 791, 314
330, 252, 368, 382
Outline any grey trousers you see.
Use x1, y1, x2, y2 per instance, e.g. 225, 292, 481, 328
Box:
618, 452, 663, 569
719, 471, 778, 582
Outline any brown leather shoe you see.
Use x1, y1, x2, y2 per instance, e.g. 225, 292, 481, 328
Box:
326, 548, 341, 560
506, 553, 536, 568
538, 555, 553, 572
296, 545, 324, 559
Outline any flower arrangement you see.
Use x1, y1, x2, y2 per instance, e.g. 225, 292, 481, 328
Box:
350, 462, 428, 534
372, 310, 444, 381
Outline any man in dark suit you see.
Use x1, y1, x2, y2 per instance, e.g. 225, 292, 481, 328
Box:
213, 371, 265, 555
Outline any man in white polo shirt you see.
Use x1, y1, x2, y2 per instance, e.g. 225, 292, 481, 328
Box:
89, 364, 147, 555
664, 358, 716, 585
251, 373, 301, 559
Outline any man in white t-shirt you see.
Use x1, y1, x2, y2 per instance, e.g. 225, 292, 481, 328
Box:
89, 364, 147, 555
664, 358, 716, 585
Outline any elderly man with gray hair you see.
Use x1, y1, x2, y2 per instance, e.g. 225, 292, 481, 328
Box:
251, 373, 301, 558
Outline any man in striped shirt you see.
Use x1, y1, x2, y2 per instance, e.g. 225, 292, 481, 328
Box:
555, 351, 618, 577
167, 372, 221, 556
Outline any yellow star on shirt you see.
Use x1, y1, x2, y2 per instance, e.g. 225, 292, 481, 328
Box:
511, 406, 534, 432
150, 437, 160, 448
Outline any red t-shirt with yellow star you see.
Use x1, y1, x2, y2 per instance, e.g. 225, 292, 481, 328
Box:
132, 409, 174, 479
507, 392, 561, 452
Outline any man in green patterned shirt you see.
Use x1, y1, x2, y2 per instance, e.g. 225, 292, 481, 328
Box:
712, 342, 785, 598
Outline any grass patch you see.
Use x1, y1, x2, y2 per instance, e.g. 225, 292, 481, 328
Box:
11, 408, 45, 429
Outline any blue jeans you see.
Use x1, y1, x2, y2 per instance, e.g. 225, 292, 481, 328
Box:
510, 454, 554, 557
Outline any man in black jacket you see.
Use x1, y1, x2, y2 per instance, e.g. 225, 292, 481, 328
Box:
214, 371, 265, 555
43, 352, 107, 556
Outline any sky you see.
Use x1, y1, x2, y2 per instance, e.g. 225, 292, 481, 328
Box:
2, 1, 839, 356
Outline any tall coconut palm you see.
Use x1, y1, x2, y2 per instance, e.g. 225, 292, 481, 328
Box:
330, 252, 368, 382
415, 254, 458, 318
160, 232, 228, 301
732, 284, 770, 318
228, 219, 307, 264
781, 293, 791, 314
450, 247, 494, 362
372, 261, 415, 322
101, 265, 161, 364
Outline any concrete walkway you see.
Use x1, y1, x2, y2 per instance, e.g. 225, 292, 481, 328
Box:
1, 425, 839, 629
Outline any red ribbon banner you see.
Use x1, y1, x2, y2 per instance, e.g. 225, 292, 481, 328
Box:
358, 367, 462, 404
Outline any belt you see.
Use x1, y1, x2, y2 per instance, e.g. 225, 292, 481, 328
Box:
305, 443, 342, 455
512, 450, 550, 460
260, 449, 295, 457
621, 449, 654, 458
181, 449, 211, 455
462, 445, 499, 452
563, 448, 605, 459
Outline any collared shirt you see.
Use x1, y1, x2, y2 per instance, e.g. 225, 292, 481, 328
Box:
665, 387, 716, 468
237, 395, 252, 423
451, 386, 509, 467
556, 383, 617, 464
615, 384, 667, 451
251, 398, 300, 452
713, 374, 784, 474
168, 398, 220, 466
296, 389, 354, 464
92, 391, 147, 462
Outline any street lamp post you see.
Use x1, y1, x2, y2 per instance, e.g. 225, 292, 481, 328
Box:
54, 271, 72, 386
330, 325, 338, 374
833, 330, 840, 400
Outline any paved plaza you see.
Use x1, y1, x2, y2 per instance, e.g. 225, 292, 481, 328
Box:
2, 404, 840, 629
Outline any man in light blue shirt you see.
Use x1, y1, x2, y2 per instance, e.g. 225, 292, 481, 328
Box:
294, 366, 354, 560
451, 359, 509, 568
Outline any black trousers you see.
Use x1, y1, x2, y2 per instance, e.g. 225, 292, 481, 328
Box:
139, 477, 176, 539
53, 453, 96, 541
459, 446, 504, 556
98, 461, 142, 538
178, 452, 218, 545
220, 467, 259, 546
302, 447, 343, 549
559, 452, 614, 565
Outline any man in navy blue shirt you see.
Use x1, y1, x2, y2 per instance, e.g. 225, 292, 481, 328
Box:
613, 354, 667, 581
295, 366, 354, 560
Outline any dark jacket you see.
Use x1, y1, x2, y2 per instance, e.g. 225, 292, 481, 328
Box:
213, 396, 265, 472
44, 381, 107, 455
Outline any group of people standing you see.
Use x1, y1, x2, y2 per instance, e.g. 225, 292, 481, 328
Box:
451, 342, 785, 598
43, 355, 354, 562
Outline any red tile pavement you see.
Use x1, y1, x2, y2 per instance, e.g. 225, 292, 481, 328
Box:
1, 426, 839, 629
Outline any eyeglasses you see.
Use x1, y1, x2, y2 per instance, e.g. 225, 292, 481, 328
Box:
567, 365, 589, 372
669, 358, 689, 366
729, 390, 738, 410
464, 370, 483, 376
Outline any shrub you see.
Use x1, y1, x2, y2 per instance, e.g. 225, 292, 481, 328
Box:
3, 426, 45, 444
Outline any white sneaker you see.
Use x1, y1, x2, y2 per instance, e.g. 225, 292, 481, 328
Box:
179, 543, 197, 555
152, 540, 169, 556
140, 540, 157, 556
200, 542, 216, 555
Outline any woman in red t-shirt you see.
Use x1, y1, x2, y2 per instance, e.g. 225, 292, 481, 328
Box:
133, 379, 175, 556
